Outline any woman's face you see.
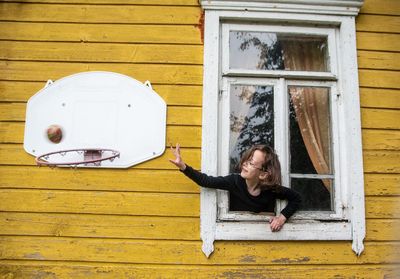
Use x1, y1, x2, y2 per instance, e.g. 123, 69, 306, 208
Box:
240, 150, 266, 180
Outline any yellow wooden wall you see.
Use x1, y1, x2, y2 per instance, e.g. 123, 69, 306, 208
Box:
0, 0, 399, 278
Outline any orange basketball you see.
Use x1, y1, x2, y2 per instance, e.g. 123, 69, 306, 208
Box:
46, 125, 63, 143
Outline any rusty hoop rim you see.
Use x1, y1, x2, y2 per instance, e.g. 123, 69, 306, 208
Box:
35, 148, 120, 167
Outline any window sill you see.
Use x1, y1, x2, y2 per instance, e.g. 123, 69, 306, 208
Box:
215, 221, 351, 240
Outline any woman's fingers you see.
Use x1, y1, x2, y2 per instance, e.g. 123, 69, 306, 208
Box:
169, 144, 185, 170
170, 144, 180, 158
269, 217, 283, 232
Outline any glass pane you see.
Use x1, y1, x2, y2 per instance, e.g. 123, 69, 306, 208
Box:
289, 86, 332, 174
229, 31, 328, 72
291, 178, 333, 211
229, 84, 274, 172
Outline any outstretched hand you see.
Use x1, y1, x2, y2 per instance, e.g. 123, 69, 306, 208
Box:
169, 143, 186, 171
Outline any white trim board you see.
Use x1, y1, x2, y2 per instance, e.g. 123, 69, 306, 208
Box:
200, 1, 365, 258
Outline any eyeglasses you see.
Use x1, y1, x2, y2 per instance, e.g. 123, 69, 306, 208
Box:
244, 160, 264, 171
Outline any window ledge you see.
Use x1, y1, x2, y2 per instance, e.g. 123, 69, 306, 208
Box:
215, 221, 351, 240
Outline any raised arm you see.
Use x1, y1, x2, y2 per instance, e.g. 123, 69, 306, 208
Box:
169, 144, 233, 190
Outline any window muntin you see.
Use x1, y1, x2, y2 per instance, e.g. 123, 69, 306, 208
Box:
229, 31, 329, 72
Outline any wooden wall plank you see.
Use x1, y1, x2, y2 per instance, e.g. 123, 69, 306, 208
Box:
357, 32, 400, 52
0, 3, 201, 24
360, 0, 400, 15
0, 123, 202, 145
358, 50, 400, 71
4, 144, 400, 173
0, 41, 203, 65
0, 262, 399, 279
0, 166, 201, 193
156, 84, 202, 107
0, 144, 201, 171
362, 129, 400, 150
0, 213, 199, 240
0, 123, 23, 144
0, 144, 201, 170
167, 126, 201, 147
365, 219, 400, 241
0, 22, 202, 44
0, 61, 203, 85
0, 236, 398, 264
0, 126, 201, 152
356, 14, 400, 33
365, 196, 400, 219
1, 166, 398, 196
3, 104, 399, 129
0, 105, 201, 127
363, 151, 400, 173
0, 189, 200, 217
0, 190, 395, 219
0, 81, 43, 102
364, 173, 400, 196
1, 212, 398, 241
167, 107, 202, 126
0, 104, 24, 121
0, 81, 203, 105
360, 88, 400, 109
359, 69, 400, 89
361, 108, 400, 129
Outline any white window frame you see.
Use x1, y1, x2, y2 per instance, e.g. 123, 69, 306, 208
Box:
218, 78, 345, 221
200, 0, 365, 258
218, 24, 344, 222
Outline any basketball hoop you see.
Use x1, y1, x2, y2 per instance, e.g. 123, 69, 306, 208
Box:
35, 148, 120, 168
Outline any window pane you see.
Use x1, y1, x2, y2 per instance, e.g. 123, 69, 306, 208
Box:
229, 85, 274, 172
291, 178, 333, 211
229, 31, 328, 71
289, 86, 332, 174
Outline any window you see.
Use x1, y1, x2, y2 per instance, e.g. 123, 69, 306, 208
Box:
200, 0, 365, 258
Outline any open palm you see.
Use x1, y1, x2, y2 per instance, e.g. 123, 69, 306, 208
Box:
169, 143, 186, 170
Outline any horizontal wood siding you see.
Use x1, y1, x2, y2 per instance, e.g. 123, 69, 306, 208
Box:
0, 0, 399, 278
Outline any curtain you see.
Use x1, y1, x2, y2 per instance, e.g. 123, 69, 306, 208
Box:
282, 40, 332, 192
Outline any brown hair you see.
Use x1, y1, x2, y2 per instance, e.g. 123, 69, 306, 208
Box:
239, 145, 282, 189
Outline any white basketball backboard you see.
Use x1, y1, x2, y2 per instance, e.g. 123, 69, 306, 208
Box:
24, 71, 167, 168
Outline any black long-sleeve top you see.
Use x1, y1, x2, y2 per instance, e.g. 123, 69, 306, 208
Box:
182, 165, 302, 219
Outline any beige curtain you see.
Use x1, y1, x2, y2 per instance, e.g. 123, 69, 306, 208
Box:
282, 40, 332, 193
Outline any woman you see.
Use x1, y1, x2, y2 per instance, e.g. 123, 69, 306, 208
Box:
169, 144, 302, 231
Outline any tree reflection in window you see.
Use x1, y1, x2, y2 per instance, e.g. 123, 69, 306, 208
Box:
229, 85, 274, 173
229, 32, 281, 172
229, 31, 328, 72
230, 31, 284, 70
